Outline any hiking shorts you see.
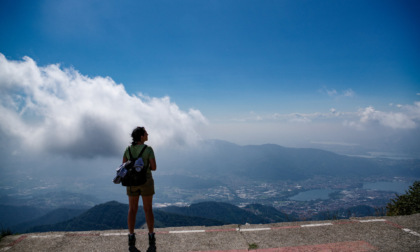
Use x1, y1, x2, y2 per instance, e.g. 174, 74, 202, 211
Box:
126, 176, 155, 197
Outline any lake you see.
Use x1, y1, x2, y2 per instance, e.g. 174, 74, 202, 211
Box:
288, 181, 413, 202
289, 189, 336, 201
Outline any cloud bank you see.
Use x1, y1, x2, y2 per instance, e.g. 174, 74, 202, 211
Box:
1, 53, 418, 161
320, 87, 355, 98
229, 103, 420, 130
0, 54, 207, 158
208, 98, 420, 158
354, 105, 418, 129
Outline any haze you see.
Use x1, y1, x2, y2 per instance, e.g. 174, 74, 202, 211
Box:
0, 1, 419, 201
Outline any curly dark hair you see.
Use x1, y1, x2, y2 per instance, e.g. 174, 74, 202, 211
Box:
131, 126, 146, 145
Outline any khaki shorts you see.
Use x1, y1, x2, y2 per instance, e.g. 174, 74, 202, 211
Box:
126, 176, 155, 197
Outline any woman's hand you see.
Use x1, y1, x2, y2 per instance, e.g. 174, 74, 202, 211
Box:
149, 158, 157, 171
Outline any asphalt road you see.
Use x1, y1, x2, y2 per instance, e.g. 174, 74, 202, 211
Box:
1, 214, 419, 252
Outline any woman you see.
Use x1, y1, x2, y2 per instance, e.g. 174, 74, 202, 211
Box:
123, 126, 157, 251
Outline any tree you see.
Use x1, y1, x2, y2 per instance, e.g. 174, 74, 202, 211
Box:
386, 181, 420, 216
0, 226, 12, 241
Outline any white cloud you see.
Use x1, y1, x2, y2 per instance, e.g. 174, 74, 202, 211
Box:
399, 101, 420, 119
327, 89, 338, 97
228, 102, 420, 132
288, 113, 312, 123
231, 111, 317, 123
356, 106, 416, 129
343, 89, 355, 97
0, 54, 207, 158
230, 109, 351, 124
321, 87, 355, 98
329, 108, 343, 117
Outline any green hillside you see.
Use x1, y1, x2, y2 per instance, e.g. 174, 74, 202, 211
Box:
11, 208, 87, 233
28, 201, 224, 232
160, 201, 296, 224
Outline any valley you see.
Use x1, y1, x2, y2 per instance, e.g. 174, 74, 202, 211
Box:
1, 141, 419, 232
155, 175, 414, 219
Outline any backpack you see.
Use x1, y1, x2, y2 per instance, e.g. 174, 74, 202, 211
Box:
121, 145, 149, 186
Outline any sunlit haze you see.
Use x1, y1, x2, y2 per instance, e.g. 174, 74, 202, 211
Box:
1, 0, 419, 160
1, 2, 420, 231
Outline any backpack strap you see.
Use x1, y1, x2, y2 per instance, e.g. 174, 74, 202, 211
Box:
137, 145, 148, 159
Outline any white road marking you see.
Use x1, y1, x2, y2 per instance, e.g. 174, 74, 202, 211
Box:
169, 230, 205, 234
0, 247, 11, 251
101, 233, 127, 236
359, 219, 386, 223
301, 223, 333, 227
239, 227, 271, 232
30, 235, 64, 238
402, 228, 420, 237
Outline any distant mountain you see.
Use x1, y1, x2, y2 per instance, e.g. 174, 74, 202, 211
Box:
10, 208, 87, 233
153, 209, 224, 228
243, 204, 298, 222
28, 201, 295, 233
19, 201, 387, 233
160, 201, 296, 224
28, 201, 129, 232
160, 140, 420, 185
0, 191, 100, 232
28, 201, 224, 233
0, 205, 49, 230
161, 201, 262, 224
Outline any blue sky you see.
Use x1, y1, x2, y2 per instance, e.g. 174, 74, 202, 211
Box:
1, 0, 420, 158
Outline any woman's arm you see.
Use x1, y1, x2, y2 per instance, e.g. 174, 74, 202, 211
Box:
149, 158, 157, 171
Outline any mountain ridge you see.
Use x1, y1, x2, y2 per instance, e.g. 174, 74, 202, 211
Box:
26, 201, 227, 233
12, 201, 383, 234
166, 140, 420, 183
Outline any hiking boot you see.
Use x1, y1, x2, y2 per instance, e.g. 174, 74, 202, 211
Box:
129, 246, 141, 252
146, 233, 156, 252
128, 233, 136, 247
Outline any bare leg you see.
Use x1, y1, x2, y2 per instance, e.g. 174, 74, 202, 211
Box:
142, 195, 154, 234
128, 195, 140, 234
